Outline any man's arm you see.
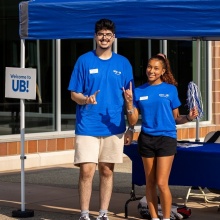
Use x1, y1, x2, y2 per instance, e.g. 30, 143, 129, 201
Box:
70, 91, 88, 105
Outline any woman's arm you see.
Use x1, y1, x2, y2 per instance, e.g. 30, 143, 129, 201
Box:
123, 82, 139, 126
126, 106, 139, 126
173, 107, 198, 124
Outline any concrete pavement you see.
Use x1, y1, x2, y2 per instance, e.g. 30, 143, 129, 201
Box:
0, 157, 220, 220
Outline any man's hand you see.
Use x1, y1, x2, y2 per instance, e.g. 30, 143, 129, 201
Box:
86, 90, 100, 104
124, 128, 134, 145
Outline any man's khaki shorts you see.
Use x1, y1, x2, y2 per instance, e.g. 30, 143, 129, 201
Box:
74, 133, 124, 165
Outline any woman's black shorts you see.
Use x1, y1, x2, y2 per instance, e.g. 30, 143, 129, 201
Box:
138, 131, 177, 158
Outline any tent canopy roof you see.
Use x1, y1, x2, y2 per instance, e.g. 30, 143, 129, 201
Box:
19, 0, 220, 40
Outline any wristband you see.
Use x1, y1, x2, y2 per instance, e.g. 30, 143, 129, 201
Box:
186, 115, 193, 122
127, 107, 134, 114
128, 127, 135, 132
84, 96, 88, 105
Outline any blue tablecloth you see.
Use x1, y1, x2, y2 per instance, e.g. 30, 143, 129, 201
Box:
123, 142, 220, 189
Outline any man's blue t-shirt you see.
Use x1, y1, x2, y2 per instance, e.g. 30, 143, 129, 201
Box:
68, 50, 133, 136
134, 82, 181, 138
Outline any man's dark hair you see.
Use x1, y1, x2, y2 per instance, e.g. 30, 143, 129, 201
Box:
95, 18, 115, 34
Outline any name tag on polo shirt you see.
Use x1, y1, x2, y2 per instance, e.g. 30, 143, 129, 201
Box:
140, 96, 148, 100
89, 69, 98, 74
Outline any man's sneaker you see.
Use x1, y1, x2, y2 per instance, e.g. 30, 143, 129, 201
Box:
96, 214, 109, 220
79, 216, 90, 220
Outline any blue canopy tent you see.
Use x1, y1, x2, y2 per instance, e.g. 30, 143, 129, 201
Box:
17, 0, 220, 217
19, 0, 220, 40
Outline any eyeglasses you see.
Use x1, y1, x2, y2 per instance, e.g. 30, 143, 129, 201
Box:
96, 32, 114, 39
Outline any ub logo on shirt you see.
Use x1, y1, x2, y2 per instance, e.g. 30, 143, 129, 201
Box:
113, 70, 121, 75
159, 94, 169, 98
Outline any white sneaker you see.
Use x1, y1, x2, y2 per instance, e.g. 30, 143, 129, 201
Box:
96, 214, 109, 220
79, 216, 90, 220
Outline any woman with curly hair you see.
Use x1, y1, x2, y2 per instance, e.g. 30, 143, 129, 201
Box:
123, 53, 198, 220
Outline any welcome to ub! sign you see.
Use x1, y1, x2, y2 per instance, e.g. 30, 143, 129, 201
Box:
5, 67, 36, 100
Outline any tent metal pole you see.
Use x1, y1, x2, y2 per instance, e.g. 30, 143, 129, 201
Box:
195, 39, 201, 142
113, 38, 117, 53
37, 40, 42, 113
162, 40, 167, 56
20, 39, 25, 212
56, 40, 61, 132
52, 40, 56, 130
207, 41, 212, 122
12, 39, 34, 218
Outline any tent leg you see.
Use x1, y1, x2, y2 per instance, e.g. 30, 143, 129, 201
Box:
12, 39, 34, 218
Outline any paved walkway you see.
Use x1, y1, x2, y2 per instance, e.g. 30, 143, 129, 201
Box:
0, 157, 220, 219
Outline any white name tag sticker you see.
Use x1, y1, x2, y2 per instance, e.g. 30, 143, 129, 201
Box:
89, 69, 98, 74
140, 96, 148, 100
